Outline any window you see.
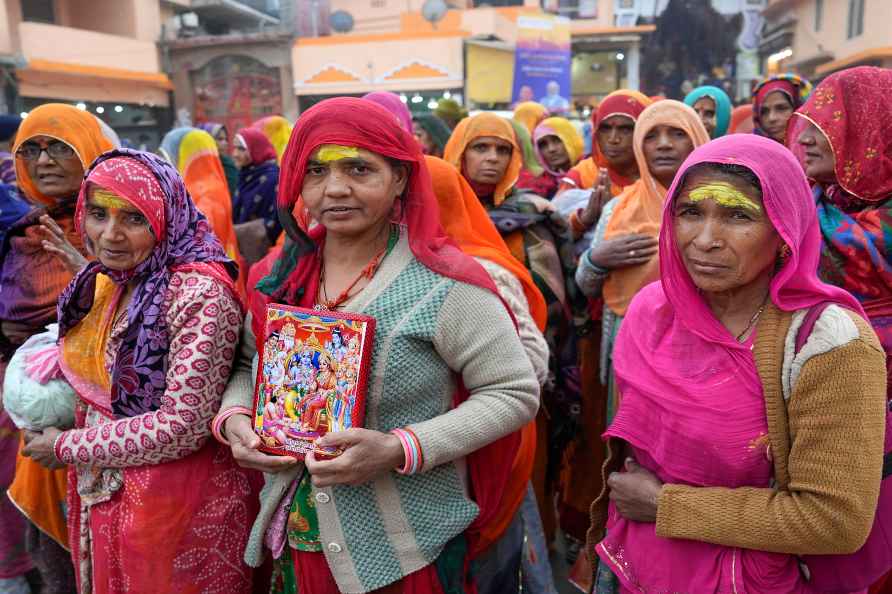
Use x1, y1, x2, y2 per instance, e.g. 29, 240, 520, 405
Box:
847, 0, 865, 38
21, 0, 55, 24
814, 0, 823, 31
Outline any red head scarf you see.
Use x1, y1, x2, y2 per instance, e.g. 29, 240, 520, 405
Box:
236, 127, 277, 166
751, 73, 812, 138
788, 66, 892, 202
595, 90, 652, 126
274, 97, 500, 296
257, 98, 521, 555
565, 90, 652, 193
78, 156, 167, 242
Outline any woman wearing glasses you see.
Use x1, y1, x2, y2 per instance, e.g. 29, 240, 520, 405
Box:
0, 103, 116, 594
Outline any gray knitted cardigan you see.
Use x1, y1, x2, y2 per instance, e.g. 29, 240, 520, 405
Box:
219, 233, 540, 593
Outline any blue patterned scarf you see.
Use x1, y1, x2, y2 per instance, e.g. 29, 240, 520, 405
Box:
234, 160, 281, 241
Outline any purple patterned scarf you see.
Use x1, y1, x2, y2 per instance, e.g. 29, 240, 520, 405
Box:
57, 149, 237, 418
0, 152, 15, 185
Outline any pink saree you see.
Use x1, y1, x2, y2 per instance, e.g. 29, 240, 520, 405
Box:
59, 273, 256, 594
597, 135, 866, 593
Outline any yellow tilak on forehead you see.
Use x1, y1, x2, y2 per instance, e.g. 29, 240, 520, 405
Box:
91, 188, 131, 210
688, 182, 762, 213
316, 145, 359, 163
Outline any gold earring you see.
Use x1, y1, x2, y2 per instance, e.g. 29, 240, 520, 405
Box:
778, 244, 791, 262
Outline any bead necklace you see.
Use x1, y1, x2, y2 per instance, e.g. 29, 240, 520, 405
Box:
316, 248, 386, 311
314, 225, 399, 311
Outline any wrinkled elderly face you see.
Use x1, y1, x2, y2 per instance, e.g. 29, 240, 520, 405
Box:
232, 135, 251, 169
673, 167, 782, 295
83, 187, 156, 271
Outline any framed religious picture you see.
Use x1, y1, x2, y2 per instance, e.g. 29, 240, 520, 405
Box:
252, 304, 376, 459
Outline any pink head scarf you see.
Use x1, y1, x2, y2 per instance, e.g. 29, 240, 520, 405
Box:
659, 134, 865, 342
612, 131, 864, 476
79, 156, 167, 241
362, 91, 413, 133
598, 134, 865, 592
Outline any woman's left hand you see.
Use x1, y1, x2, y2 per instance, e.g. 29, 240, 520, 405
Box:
22, 427, 66, 470
305, 428, 405, 487
607, 457, 663, 523
38, 215, 87, 275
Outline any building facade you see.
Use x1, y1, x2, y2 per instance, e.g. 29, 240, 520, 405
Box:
0, 0, 174, 148
161, 0, 298, 132
760, 0, 892, 81
291, 0, 654, 114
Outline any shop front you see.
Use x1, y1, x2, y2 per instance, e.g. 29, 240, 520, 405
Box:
14, 59, 174, 149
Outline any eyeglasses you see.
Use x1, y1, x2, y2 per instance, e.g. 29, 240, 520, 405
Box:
16, 141, 76, 161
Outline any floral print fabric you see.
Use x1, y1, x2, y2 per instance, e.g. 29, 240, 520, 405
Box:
57, 149, 237, 419
59, 270, 255, 594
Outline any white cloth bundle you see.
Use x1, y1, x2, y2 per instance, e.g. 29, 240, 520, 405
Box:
2, 324, 76, 431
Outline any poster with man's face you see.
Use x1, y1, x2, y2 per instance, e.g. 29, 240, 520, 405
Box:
511, 15, 572, 113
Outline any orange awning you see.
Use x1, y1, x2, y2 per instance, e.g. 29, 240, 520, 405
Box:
570, 24, 656, 36
295, 29, 469, 47
815, 46, 892, 76
16, 59, 172, 106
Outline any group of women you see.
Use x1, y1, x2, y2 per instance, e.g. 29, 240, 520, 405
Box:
0, 65, 888, 594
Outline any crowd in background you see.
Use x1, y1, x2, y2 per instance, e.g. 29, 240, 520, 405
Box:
0, 65, 890, 594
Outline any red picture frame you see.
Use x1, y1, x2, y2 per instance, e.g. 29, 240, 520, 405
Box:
252, 304, 376, 459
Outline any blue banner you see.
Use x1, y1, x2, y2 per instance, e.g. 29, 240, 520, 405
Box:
511, 15, 572, 113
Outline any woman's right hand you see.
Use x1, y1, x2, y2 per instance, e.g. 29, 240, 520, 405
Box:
38, 215, 87, 275
579, 168, 611, 228
225, 413, 298, 473
588, 233, 658, 270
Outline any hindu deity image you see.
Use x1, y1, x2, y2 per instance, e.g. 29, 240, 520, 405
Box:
254, 308, 373, 456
